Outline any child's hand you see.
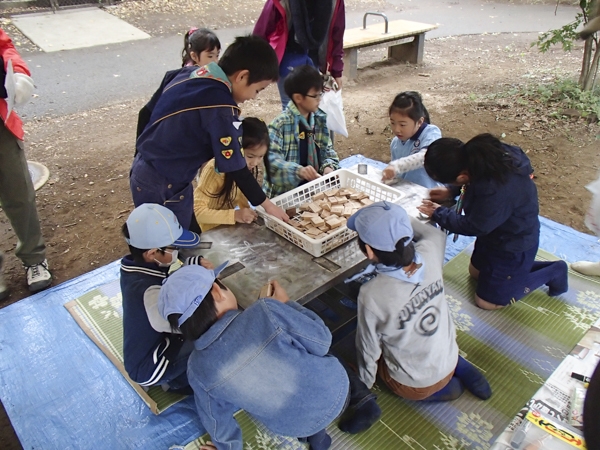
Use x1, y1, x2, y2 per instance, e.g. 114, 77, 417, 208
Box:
428, 187, 452, 203
200, 257, 214, 270
200, 442, 217, 450
323, 167, 334, 175
418, 199, 440, 218
235, 207, 258, 224
299, 166, 321, 181
263, 200, 290, 222
381, 166, 396, 181
270, 280, 289, 303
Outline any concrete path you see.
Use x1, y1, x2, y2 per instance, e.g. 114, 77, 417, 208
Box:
17, 0, 580, 120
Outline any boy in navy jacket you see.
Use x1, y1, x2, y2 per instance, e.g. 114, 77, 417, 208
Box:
120, 203, 211, 393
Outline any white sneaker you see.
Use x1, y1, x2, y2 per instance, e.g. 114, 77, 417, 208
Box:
571, 261, 600, 277
25, 259, 52, 292
0, 254, 8, 301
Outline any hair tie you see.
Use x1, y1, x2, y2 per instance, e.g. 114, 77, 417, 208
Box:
188, 27, 198, 36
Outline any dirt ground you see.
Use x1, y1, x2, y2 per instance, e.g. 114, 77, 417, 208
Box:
0, 2, 599, 448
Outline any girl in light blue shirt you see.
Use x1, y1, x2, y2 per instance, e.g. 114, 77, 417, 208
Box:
381, 91, 442, 188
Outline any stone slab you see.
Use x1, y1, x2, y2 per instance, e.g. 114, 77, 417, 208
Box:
11, 7, 150, 52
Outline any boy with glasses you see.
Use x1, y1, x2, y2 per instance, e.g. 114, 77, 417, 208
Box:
264, 65, 340, 198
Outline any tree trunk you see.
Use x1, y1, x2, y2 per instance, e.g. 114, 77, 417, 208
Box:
580, 37, 593, 86
583, 41, 600, 90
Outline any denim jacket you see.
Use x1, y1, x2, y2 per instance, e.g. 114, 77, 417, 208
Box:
188, 299, 349, 450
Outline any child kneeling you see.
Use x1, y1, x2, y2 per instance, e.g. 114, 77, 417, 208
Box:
347, 202, 492, 401
158, 266, 380, 450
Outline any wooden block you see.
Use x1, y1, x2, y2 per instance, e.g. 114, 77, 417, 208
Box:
321, 202, 331, 212
342, 205, 354, 218
286, 207, 298, 219
310, 216, 325, 226
299, 203, 312, 211
349, 192, 361, 200
299, 219, 312, 227
326, 188, 339, 196
344, 187, 357, 194
320, 210, 332, 219
361, 198, 374, 206
326, 217, 342, 229
328, 197, 339, 205
312, 192, 326, 201
314, 232, 327, 239
326, 228, 339, 234
305, 227, 321, 237
331, 205, 344, 215
317, 225, 329, 231
357, 192, 369, 200
335, 196, 348, 204
259, 282, 273, 299
301, 211, 318, 218
307, 203, 322, 214
340, 218, 347, 227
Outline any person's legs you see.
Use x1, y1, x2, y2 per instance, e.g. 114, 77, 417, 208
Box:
306, 429, 332, 450
571, 261, 600, 276
130, 155, 194, 228
334, 356, 381, 434
160, 339, 194, 391
0, 123, 51, 292
452, 356, 492, 400
474, 243, 567, 308
277, 77, 291, 110
420, 377, 464, 402
0, 253, 8, 301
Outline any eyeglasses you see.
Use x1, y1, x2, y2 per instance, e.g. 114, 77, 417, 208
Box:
305, 92, 323, 99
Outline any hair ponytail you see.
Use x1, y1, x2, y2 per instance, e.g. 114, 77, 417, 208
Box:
181, 28, 221, 67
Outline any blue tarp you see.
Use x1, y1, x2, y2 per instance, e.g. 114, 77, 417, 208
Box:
0, 156, 598, 449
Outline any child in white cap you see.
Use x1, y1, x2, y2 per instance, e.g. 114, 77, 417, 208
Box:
120, 203, 212, 395
158, 264, 381, 450
347, 201, 492, 402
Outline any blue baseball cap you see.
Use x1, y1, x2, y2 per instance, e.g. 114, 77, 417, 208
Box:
158, 261, 229, 328
347, 201, 413, 252
125, 203, 200, 249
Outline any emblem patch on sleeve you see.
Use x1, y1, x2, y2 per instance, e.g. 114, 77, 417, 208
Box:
299, 131, 306, 140
220, 136, 232, 146
222, 149, 233, 159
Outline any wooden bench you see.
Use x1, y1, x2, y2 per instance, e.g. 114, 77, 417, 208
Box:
343, 14, 438, 80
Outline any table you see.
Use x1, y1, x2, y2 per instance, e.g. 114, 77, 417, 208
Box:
200, 171, 428, 310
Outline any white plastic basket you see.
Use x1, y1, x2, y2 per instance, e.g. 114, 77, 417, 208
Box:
257, 169, 405, 257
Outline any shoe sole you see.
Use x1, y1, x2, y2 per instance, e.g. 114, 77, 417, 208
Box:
28, 279, 52, 293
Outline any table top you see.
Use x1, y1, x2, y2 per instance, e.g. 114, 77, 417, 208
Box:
200, 169, 429, 309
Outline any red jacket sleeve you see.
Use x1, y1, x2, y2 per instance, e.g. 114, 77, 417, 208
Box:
0, 28, 31, 76
328, 0, 345, 78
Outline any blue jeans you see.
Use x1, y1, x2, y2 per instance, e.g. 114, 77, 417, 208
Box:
130, 154, 194, 229
277, 51, 316, 110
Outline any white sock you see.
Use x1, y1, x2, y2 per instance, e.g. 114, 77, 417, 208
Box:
571, 261, 600, 276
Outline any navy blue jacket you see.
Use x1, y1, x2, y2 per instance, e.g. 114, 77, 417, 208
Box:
120, 256, 185, 386
136, 63, 246, 185
432, 144, 539, 253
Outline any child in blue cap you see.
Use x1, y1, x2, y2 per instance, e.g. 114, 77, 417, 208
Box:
347, 201, 492, 402
157, 265, 381, 450
120, 203, 213, 395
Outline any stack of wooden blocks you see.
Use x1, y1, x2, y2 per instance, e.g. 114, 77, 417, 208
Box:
285, 187, 374, 240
